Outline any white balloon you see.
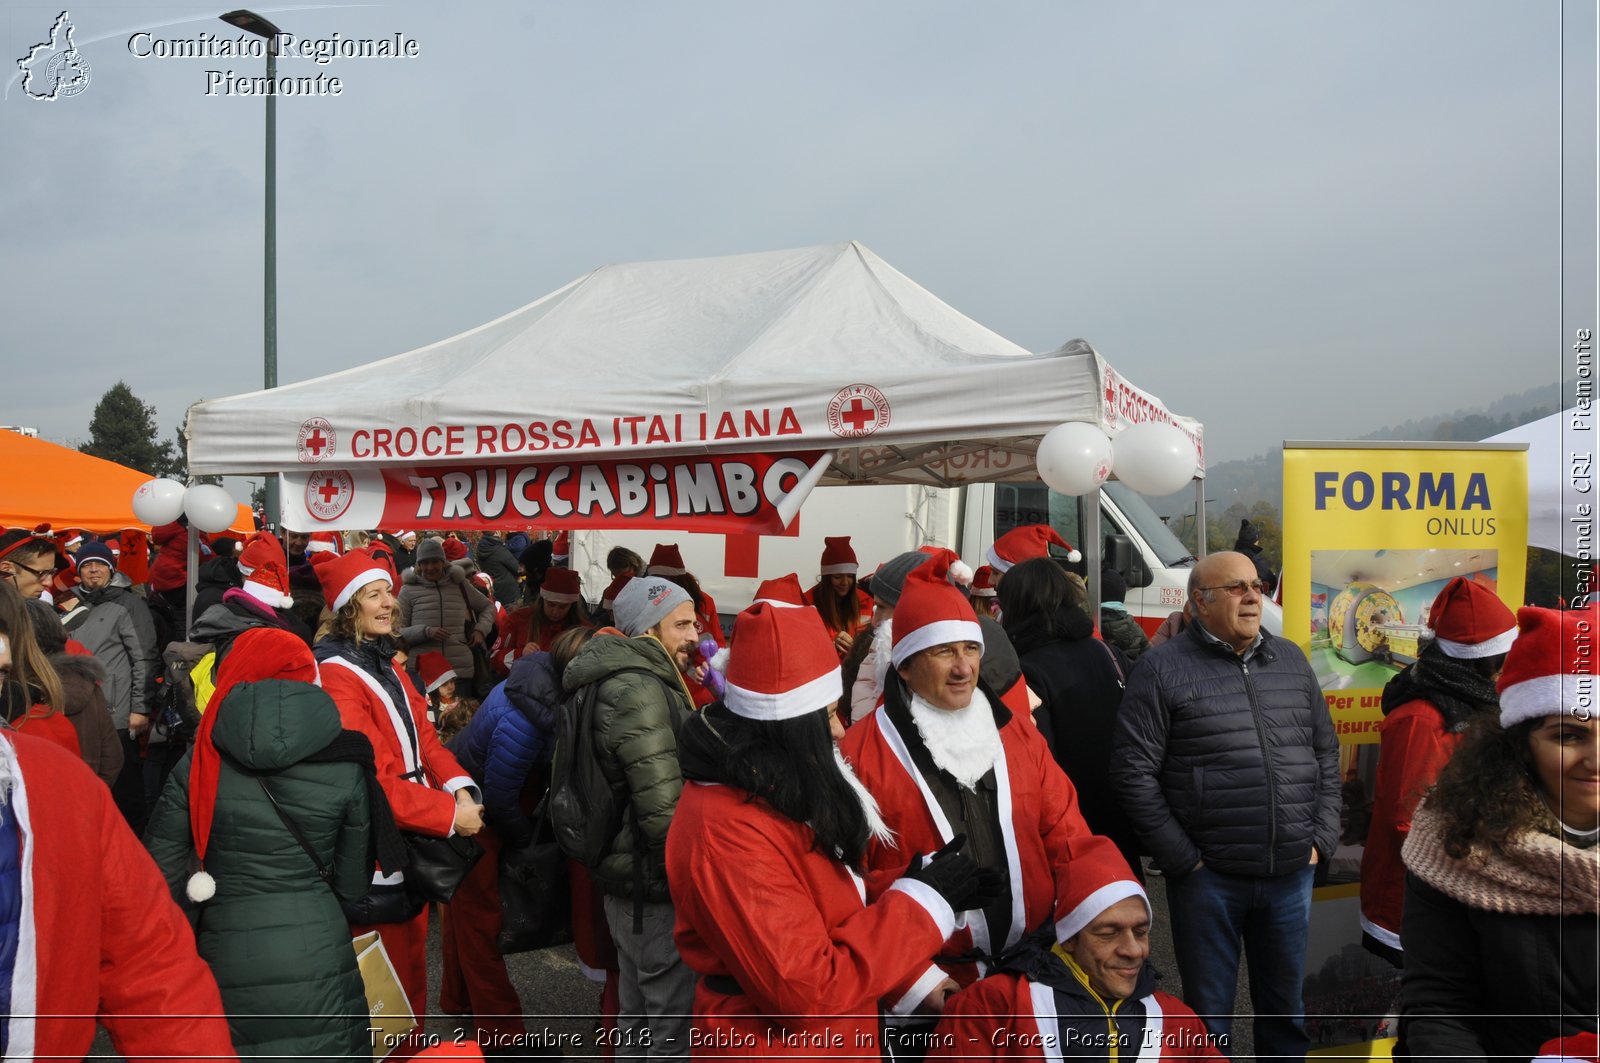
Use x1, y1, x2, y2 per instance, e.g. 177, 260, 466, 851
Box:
1036, 421, 1113, 496
183, 483, 238, 534
131, 478, 186, 526
1111, 422, 1199, 496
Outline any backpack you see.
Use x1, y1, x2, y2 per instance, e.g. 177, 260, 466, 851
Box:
544, 666, 665, 868
154, 640, 214, 743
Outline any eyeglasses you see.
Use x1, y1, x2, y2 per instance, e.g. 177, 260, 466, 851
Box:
6, 560, 56, 583
1197, 579, 1265, 597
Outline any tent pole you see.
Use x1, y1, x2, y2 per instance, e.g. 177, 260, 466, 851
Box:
1194, 478, 1207, 558
1085, 488, 1102, 617
184, 526, 198, 637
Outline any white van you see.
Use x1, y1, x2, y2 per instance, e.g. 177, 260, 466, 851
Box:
572, 479, 1283, 637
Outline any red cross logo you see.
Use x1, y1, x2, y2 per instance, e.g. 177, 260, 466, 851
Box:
827, 384, 890, 439
304, 469, 354, 522
296, 417, 336, 464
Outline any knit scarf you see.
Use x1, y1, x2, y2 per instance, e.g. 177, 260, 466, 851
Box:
1380, 644, 1499, 732
1402, 801, 1600, 917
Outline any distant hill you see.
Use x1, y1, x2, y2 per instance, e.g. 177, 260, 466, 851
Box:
1152, 383, 1564, 518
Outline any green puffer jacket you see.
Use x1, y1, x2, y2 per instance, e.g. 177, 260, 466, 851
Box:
145, 679, 373, 1059
563, 632, 695, 902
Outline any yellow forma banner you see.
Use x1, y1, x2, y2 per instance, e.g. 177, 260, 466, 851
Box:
1283, 442, 1527, 1058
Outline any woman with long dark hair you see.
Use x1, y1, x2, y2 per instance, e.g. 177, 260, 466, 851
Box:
311, 546, 485, 1021
1397, 605, 1598, 1060
805, 536, 874, 659
0, 581, 76, 756
997, 556, 1142, 879
667, 601, 998, 1057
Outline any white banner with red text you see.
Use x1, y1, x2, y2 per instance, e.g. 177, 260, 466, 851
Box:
279, 450, 835, 533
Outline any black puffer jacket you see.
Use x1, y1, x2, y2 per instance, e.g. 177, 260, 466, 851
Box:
475, 534, 523, 607
1110, 622, 1340, 877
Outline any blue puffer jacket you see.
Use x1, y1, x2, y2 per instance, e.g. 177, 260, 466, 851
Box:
451, 652, 563, 848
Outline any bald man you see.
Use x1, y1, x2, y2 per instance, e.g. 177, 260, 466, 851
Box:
1109, 551, 1339, 1063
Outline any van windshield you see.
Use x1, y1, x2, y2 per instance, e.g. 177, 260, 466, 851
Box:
1102, 482, 1196, 567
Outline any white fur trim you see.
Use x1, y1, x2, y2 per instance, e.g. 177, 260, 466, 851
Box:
891, 618, 985, 668
1359, 912, 1402, 951
985, 544, 1012, 572
971, 586, 997, 598
646, 563, 686, 576
540, 589, 581, 604
833, 744, 894, 846
186, 869, 217, 903
889, 964, 951, 1018
1436, 625, 1518, 659
1054, 879, 1151, 942
819, 562, 858, 576
1028, 981, 1062, 1063
305, 540, 337, 554
1135, 995, 1163, 1062
1, 736, 38, 1059
236, 561, 255, 577
724, 669, 843, 722
707, 647, 730, 674
242, 579, 294, 610
331, 567, 391, 611
752, 597, 803, 608
424, 668, 458, 694
1501, 674, 1598, 728
889, 878, 957, 938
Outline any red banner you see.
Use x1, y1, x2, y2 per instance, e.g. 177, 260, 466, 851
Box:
281, 451, 832, 533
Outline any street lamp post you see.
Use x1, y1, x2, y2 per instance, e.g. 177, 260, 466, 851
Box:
220, 9, 282, 529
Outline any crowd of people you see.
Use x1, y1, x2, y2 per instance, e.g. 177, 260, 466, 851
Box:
0, 516, 1592, 1062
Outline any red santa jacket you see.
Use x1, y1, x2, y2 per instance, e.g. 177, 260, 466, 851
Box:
839, 693, 1106, 1014
667, 780, 956, 1058
803, 583, 874, 658
930, 970, 1223, 1061
1359, 696, 1461, 950
1, 731, 236, 1060
319, 651, 474, 843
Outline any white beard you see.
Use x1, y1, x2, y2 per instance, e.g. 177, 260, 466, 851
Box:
908, 689, 1002, 790
833, 745, 896, 847
869, 619, 894, 706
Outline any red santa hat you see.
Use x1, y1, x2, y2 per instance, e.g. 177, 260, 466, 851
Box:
819, 536, 859, 577
540, 567, 582, 604
54, 530, 84, 551
416, 652, 457, 694
239, 557, 295, 610
234, 532, 284, 579
970, 565, 998, 598
305, 531, 342, 556
1053, 840, 1150, 943
551, 530, 570, 565
1426, 577, 1517, 659
753, 573, 807, 608
441, 537, 468, 562
646, 543, 687, 577
394, 529, 417, 544
986, 524, 1080, 572
600, 573, 630, 612
891, 549, 985, 668
313, 548, 393, 612
723, 601, 842, 722
187, 628, 320, 902
1498, 605, 1599, 728
1533, 1033, 1599, 1063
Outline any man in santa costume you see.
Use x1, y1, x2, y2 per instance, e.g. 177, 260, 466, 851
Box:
668, 600, 1000, 1058
931, 847, 1223, 1061
0, 729, 236, 1059
839, 550, 1109, 1051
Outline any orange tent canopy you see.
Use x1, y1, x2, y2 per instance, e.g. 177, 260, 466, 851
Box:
0, 431, 254, 536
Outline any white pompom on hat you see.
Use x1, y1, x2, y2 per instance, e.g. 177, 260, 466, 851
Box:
1498, 605, 1599, 728
723, 601, 842, 722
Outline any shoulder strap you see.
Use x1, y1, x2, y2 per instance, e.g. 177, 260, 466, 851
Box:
253, 774, 334, 885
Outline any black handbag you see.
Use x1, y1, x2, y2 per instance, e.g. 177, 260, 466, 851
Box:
402, 830, 483, 904
496, 812, 573, 955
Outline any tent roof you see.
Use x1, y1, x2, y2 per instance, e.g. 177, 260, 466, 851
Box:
186, 241, 1201, 485
0, 431, 253, 536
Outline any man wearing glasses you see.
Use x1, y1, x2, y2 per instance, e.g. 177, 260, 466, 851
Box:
1111, 550, 1339, 1063
0, 529, 62, 600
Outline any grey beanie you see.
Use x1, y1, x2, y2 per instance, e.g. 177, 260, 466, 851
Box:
414, 537, 446, 563
871, 551, 931, 608
612, 577, 692, 638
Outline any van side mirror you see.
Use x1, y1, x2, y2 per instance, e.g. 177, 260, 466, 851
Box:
1104, 533, 1152, 589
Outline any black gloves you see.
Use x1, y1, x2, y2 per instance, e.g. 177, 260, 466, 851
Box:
903, 833, 1006, 913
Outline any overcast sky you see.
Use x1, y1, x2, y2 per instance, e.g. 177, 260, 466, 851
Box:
3, 1, 1592, 485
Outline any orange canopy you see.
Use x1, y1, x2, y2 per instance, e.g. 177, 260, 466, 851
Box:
0, 431, 254, 536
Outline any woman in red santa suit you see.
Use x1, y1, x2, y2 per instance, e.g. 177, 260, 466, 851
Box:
804, 536, 875, 661
312, 546, 485, 1020
647, 544, 724, 707
667, 600, 1000, 1058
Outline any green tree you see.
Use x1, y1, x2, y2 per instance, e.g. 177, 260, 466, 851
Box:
79, 382, 181, 477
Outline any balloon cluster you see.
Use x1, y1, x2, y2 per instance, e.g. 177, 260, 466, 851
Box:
131, 478, 239, 533
1034, 421, 1198, 498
